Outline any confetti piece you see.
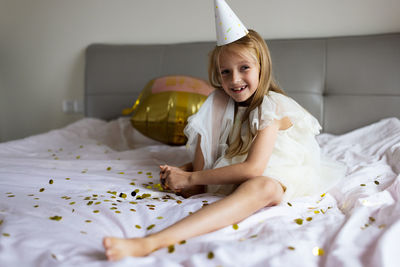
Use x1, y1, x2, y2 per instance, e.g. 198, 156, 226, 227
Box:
130, 182, 136, 186
115, 211, 121, 214
2, 233, 10, 237
69, 202, 75, 205
107, 167, 112, 171
147, 224, 155, 230
179, 240, 186, 245
130, 209, 136, 212
87, 201, 93, 206
34, 205, 39, 208
80, 231, 87, 234
156, 216, 164, 220
314, 210, 320, 214
176, 200, 182, 204
135, 225, 141, 229
168, 245, 175, 253
378, 224, 386, 229
287, 202, 292, 206
119, 193, 127, 198
360, 184, 366, 186
232, 224, 239, 230
118, 172, 125, 175
146, 172, 152, 175
288, 246, 295, 250
306, 217, 313, 222
93, 210, 100, 213
294, 218, 303, 225
374, 181, 380, 185
312, 247, 325, 256
0, 220, 3, 226
49, 216, 62, 221
369, 217, 376, 223
76, 156, 81, 159
39, 188, 45, 192
65, 178, 71, 180
49, 179, 54, 184
138, 171, 143, 174
85, 220, 92, 223
7, 195, 15, 198
320, 193, 326, 197
207, 251, 215, 259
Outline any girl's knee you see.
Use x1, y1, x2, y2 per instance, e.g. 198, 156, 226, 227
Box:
247, 176, 284, 206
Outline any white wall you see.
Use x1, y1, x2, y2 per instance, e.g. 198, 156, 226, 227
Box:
1, 0, 400, 142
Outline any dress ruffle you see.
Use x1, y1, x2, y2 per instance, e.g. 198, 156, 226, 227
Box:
184, 90, 345, 201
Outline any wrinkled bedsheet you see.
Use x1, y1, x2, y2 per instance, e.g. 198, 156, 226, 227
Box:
0, 117, 399, 267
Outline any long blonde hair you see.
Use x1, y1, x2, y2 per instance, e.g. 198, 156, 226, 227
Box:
208, 29, 285, 158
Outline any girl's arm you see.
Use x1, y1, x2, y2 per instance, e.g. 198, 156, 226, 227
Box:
162, 117, 291, 191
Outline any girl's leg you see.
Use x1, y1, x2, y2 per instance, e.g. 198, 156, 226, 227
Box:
103, 176, 284, 261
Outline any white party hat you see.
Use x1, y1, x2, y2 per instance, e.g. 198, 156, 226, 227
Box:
214, 0, 249, 46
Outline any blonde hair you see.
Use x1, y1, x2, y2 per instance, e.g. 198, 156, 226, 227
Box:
208, 29, 285, 158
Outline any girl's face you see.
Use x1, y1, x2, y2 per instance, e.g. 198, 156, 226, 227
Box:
218, 48, 260, 105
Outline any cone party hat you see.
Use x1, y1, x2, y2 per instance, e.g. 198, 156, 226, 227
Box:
214, 0, 249, 46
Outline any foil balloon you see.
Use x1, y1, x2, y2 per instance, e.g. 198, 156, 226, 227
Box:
123, 76, 214, 145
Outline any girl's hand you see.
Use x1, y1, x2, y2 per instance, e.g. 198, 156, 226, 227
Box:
159, 165, 192, 192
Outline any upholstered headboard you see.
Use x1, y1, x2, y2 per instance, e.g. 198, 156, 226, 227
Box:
85, 33, 400, 134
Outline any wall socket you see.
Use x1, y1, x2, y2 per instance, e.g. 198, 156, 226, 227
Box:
62, 99, 83, 114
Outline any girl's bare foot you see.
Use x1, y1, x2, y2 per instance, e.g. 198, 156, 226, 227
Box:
103, 237, 155, 261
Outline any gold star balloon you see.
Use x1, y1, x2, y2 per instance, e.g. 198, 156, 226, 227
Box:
123, 76, 214, 145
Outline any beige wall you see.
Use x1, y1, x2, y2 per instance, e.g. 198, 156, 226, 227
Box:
1, 0, 400, 142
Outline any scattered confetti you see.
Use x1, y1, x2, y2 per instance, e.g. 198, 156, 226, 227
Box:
119, 193, 127, 198
287, 202, 292, 206
312, 247, 325, 256
179, 240, 186, 245
49, 179, 54, 184
49, 216, 62, 221
156, 216, 163, 220
147, 224, 155, 230
135, 225, 142, 229
232, 224, 239, 230
374, 181, 380, 185
294, 218, 303, 225
360, 184, 366, 186
207, 251, 215, 259
85, 220, 92, 223
2, 233, 10, 237
288, 246, 295, 250
39, 188, 45, 192
107, 167, 112, 171
93, 210, 100, 213
306, 217, 313, 222
168, 245, 175, 253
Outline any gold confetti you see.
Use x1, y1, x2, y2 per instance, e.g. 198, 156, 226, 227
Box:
312, 247, 325, 256
287, 202, 292, 206
306, 217, 313, 222
0, 220, 3, 226
115, 211, 121, 214
76, 156, 81, 159
107, 167, 112, 171
147, 224, 155, 230
168, 245, 175, 253
156, 216, 163, 220
135, 225, 142, 229
39, 188, 45, 192
34, 205, 39, 208
146, 172, 152, 175
2, 233, 10, 237
314, 210, 320, 214
87, 201, 93, 206
378, 224, 386, 229
360, 184, 366, 186
49, 179, 54, 184
294, 218, 303, 225
65, 178, 71, 180
288, 246, 295, 250
138, 171, 143, 174
374, 181, 380, 185
369, 217, 376, 223
119, 193, 127, 198
179, 240, 186, 245
207, 251, 214, 259
232, 224, 239, 230
85, 220, 92, 223
80, 231, 87, 234
118, 172, 125, 175
130, 182, 136, 186
69, 202, 75, 205
80, 145, 84, 148
7, 195, 15, 197
320, 193, 326, 197
49, 216, 62, 221
93, 210, 100, 213
176, 200, 182, 204
130, 209, 136, 212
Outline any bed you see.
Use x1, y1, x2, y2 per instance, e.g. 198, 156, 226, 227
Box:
1, 33, 400, 267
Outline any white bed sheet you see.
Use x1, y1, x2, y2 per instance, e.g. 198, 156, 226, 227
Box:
0, 117, 399, 267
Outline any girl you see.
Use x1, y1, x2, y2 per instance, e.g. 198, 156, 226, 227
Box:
103, 29, 343, 260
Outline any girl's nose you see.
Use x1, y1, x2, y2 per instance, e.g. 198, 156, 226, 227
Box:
231, 71, 242, 84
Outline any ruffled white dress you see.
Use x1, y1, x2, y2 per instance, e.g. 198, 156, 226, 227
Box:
184, 90, 345, 201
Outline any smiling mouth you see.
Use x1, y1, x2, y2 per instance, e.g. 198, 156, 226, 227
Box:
231, 85, 247, 92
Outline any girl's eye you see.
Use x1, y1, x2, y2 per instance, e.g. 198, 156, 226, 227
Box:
241, 65, 250, 71
220, 69, 229, 75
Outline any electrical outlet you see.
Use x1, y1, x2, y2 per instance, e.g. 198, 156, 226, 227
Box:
62, 100, 83, 114
62, 100, 74, 113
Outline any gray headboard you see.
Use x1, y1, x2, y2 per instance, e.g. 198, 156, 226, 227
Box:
85, 33, 400, 134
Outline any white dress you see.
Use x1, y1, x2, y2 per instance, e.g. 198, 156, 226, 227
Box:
184, 89, 345, 201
